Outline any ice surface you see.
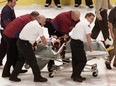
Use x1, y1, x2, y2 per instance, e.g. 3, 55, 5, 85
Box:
0, 4, 115, 86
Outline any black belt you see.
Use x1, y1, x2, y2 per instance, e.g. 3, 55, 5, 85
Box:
19, 38, 29, 43
71, 38, 80, 41
71, 38, 83, 42
0, 29, 3, 32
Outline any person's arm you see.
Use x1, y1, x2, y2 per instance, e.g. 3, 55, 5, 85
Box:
108, 8, 115, 40
58, 19, 70, 35
109, 22, 115, 40
86, 33, 92, 52
84, 22, 92, 52
40, 36, 48, 45
60, 20, 71, 35
54, 13, 71, 35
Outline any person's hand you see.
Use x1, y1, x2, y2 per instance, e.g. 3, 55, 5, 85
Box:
33, 41, 38, 46
89, 46, 92, 52
64, 34, 69, 39
96, 15, 102, 20
111, 33, 115, 41
45, 44, 49, 48
32, 41, 38, 51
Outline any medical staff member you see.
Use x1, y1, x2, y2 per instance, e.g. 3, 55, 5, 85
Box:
44, 10, 80, 72
9, 15, 48, 82
70, 13, 95, 82
2, 11, 39, 78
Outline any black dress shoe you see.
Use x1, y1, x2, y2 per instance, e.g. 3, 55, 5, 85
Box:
71, 76, 86, 81
73, 77, 83, 82
19, 70, 28, 73
71, 75, 73, 79
105, 61, 112, 69
88, 5, 94, 8
45, 4, 50, 7
56, 4, 61, 8
9, 77, 21, 82
34, 76, 48, 82
80, 76, 86, 80
113, 64, 116, 67
74, 4, 80, 7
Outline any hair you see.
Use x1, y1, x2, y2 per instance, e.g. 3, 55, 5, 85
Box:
35, 16, 40, 20
85, 13, 95, 18
7, 0, 17, 2
30, 11, 39, 17
7, 0, 12, 2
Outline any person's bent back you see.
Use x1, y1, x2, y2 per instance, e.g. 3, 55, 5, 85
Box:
3, 11, 39, 39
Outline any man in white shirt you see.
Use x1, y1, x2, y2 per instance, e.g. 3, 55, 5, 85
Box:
9, 15, 48, 82
70, 13, 95, 82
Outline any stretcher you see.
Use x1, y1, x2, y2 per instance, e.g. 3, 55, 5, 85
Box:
25, 40, 109, 77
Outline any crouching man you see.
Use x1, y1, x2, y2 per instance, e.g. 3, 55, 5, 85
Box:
9, 15, 48, 82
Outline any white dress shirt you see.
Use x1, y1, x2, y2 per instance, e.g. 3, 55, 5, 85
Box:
19, 20, 44, 45
70, 18, 91, 43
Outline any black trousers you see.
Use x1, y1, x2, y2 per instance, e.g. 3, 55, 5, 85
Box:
45, 0, 60, 5
2, 34, 18, 76
75, 0, 93, 6
91, 10, 109, 41
70, 39, 87, 78
0, 30, 7, 65
10, 39, 41, 79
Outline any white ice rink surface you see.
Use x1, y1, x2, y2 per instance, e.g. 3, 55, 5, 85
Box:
0, 4, 116, 86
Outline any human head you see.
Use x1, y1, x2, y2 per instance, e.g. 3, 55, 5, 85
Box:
85, 13, 95, 24
30, 11, 40, 21
71, 10, 80, 21
7, 0, 16, 8
36, 15, 46, 26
